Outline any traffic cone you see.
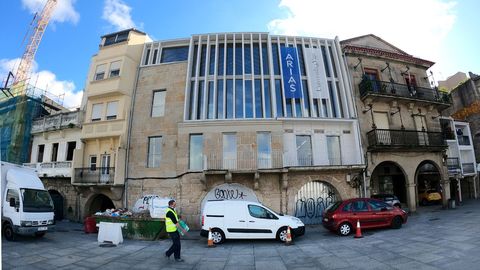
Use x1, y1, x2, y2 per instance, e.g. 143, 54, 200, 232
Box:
354, 220, 363, 238
207, 228, 215, 247
285, 226, 293, 245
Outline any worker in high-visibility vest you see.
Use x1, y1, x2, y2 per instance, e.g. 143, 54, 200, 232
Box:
164, 199, 186, 262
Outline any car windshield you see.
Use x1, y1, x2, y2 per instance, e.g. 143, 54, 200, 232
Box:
325, 201, 342, 212
21, 189, 54, 212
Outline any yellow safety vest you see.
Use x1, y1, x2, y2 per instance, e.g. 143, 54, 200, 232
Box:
165, 208, 178, 233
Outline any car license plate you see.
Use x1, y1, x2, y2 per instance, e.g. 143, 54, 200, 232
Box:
38, 227, 48, 231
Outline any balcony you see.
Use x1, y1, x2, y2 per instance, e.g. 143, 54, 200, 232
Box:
446, 158, 461, 175
458, 136, 471, 146
205, 152, 283, 171
74, 167, 115, 184
23, 162, 72, 177
366, 129, 447, 151
81, 119, 125, 139
462, 163, 476, 174
31, 111, 81, 133
359, 79, 451, 108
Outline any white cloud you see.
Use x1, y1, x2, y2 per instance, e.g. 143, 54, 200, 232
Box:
21, 0, 80, 24
268, 0, 456, 77
1, 58, 83, 109
102, 0, 137, 31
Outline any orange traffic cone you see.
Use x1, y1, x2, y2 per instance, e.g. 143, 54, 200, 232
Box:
285, 226, 293, 245
207, 228, 215, 247
354, 220, 363, 238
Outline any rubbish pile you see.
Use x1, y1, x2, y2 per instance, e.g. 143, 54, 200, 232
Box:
94, 208, 133, 218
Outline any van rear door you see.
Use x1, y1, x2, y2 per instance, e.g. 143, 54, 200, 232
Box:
223, 201, 249, 239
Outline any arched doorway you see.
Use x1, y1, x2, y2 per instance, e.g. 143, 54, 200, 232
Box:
87, 194, 115, 216
49, 190, 64, 221
294, 181, 339, 225
201, 183, 258, 212
370, 162, 407, 204
416, 161, 442, 206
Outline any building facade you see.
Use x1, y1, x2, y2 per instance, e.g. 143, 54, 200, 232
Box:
342, 34, 452, 211
127, 33, 365, 227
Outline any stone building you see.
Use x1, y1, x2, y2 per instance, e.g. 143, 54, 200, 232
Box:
341, 34, 453, 211
127, 33, 365, 227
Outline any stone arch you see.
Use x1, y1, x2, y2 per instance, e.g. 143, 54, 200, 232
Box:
200, 183, 258, 212
369, 161, 408, 204
48, 189, 64, 221
84, 193, 115, 218
415, 160, 443, 205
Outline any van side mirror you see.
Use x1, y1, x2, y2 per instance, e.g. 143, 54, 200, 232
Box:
9, 198, 15, 207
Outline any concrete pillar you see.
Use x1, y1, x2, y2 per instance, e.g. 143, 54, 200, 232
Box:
457, 177, 463, 203
406, 183, 417, 213
281, 172, 288, 215
441, 178, 451, 209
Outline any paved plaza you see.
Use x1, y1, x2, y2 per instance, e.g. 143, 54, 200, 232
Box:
3, 200, 480, 270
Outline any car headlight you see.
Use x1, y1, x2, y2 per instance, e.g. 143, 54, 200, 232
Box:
293, 217, 303, 224
21, 221, 33, 227
47, 219, 55, 225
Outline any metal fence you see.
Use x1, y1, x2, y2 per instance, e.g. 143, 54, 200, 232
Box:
367, 129, 446, 149
74, 167, 115, 184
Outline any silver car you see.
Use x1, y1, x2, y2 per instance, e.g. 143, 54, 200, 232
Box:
371, 194, 402, 208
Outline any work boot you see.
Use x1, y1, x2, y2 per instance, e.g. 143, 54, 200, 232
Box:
175, 258, 184, 262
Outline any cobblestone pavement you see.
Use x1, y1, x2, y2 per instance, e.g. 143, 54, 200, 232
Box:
3, 200, 480, 270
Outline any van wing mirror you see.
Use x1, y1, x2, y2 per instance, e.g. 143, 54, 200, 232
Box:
9, 198, 15, 207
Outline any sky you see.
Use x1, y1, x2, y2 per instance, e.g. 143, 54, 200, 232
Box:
1, 0, 479, 109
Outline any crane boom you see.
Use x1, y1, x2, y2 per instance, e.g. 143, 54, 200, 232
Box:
12, 0, 57, 96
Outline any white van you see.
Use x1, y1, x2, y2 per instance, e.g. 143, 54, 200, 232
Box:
201, 200, 305, 244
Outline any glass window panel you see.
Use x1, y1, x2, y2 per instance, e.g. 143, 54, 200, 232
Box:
328, 81, 337, 118
104, 35, 116, 46
116, 32, 128, 43
321, 46, 331, 77
235, 43, 243, 75
106, 101, 118, 120
245, 80, 253, 118
189, 134, 203, 170
109, 61, 121, 78
189, 81, 195, 120
148, 136, 162, 168
329, 46, 338, 78
92, 103, 103, 121
218, 43, 225, 76
286, 99, 293, 117
336, 82, 344, 118
255, 79, 263, 118
217, 79, 224, 119
322, 99, 328, 117
302, 80, 310, 117
327, 136, 341, 165
244, 44, 252, 74
297, 46, 306, 76
161, 46, 189, 63
253, 44, 261, 75
152, 90, 166, 117
271, 43, 280, 75
37, 145, 44, 162
264, 79, 272, 118
199, 45, 207, 76
296, 135, 312, 166
262, 43, 270, 75
275, 79, 283, 117
152, 49, 158, 65
94, 64, 106, 80
314, 99, 320, 118
257, 132, 271, 169
191, 45, 198, 77
207, 81, 215, 119
235, 79, 244, 118
295, 99, 302, 117
226, 44, 234, 75
223, 133, 237, 169
197, 80, 205, 119
226, 79, 234, 119
209, 45, 216, 75
144, 49, 150, 66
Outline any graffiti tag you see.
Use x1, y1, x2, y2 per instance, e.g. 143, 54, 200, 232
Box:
294, 190, 336, 224
214, 188, 247, 200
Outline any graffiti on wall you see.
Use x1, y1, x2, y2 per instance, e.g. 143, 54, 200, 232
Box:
294, 182, 338, 225
201, 183, 258, 211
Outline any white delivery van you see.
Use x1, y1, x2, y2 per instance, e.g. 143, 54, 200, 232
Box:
201, 200, 305, 244
1, 162, 55, 241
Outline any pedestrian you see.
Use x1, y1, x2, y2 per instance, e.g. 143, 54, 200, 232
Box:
165, 199, 186, 262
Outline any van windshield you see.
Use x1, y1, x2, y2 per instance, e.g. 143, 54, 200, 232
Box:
21, 189, 54, 212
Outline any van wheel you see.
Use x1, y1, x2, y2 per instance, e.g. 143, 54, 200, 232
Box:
211, 228, 225, 244
391, 216, 403, 229
338, 222, 352, 236
2, 223, 15, 241
276, 226, 289, 242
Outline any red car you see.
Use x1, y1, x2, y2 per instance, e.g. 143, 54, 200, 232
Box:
322, 198, 408, 236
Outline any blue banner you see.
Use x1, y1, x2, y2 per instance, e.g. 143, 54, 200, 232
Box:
281, 47, 303, 99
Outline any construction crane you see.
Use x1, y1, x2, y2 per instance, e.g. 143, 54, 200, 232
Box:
4, 0, 57, 97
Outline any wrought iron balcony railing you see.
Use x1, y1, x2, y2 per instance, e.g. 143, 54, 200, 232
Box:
359, 79, 451, 105
74, 167, 115, 184
367, 129, 447, 150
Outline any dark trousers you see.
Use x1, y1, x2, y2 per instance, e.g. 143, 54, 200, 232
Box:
166, 231, 181, 259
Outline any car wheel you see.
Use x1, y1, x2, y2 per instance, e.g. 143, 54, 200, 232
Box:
276, 226, 289, 242
338, 222, 352, 236
210, 228, 225, 244
421, 199, 428, 206
394, 203, 401, 208
391, 216, 403, 229
35, 232, 46, 238
2, 223, 15, 241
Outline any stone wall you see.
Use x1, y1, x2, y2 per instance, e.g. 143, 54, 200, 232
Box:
41, 178, 79, 221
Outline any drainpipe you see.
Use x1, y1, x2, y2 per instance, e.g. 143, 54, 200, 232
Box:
124, 65, 141, 209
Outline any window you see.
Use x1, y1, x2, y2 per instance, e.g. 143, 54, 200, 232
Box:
189, 134, 203, 170
94, 64, 106, 81
264, 79, 272, 118
89, 156, 97, 171
103, 31, 129, 46
255, 79, 263, 118
275, 80, 283, 117
37, 145, 45, 163
271, 43, 280, 75
223, 133, 237, 169
245, 80, 253, 118
148, 136, 163, 168
6, 189, 19, 206
151, 90, 166, 117
217, 79, 224, 118
235, 79, 243, 118
66, 141, 76, 161
152, 49, 158, 64
207, 82, 215, 119
257, 132, 271, 169
91, 103, 103, 121
351, 200, 369, 212
197, 81, 205, 119
296, 135, 312, 166
327, 136, 341, 165
199, 45, 207, 76
144, 49, 150, 65
209, 45, 216, 75
367, 200, 390, 211
248, 205, 277, 219
106, 101, 118, 120
109, 61, 121, 78
51, 143, 59, 162
226, 79, 234, 119
160, 46, 189, 63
